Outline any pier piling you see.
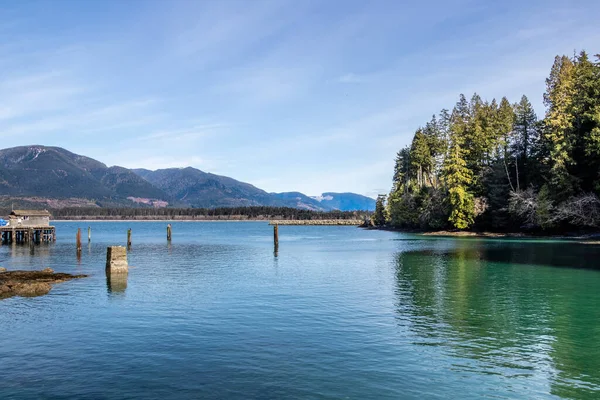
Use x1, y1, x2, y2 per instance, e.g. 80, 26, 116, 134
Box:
76, 228, 82, 253
88, 226, 91, 242
127, 229, 132, 249
106, 246, 128, 273
167, 224, 172, 241
274, 224, 279, 249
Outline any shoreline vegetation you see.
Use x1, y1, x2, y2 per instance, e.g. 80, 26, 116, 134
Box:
371, 50, 600, 235
1, 206, 370, 223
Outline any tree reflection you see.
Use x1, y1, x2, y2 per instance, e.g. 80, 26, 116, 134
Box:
394, 241, 600, 398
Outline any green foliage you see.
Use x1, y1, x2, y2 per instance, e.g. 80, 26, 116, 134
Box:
444, 144, 475, 229
512, 95, 539, 189
387, 49, 600, 232
372, 195, 387, 226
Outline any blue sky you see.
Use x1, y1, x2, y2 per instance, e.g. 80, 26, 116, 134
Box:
0, 0, 599, 198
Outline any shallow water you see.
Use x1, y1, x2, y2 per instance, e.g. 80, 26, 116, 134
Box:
1, 222, 599, 399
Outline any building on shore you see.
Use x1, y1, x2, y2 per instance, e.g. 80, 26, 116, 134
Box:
1, 210, 55, 244
8, 210, 52, 227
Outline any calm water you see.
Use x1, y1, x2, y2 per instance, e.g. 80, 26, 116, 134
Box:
1, 222, 600, 399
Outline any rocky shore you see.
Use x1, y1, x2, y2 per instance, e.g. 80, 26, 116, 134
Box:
269, 219, 363, 226
0, 268, 87, 300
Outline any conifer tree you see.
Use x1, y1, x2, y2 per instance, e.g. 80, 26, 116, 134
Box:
392, 147, 411, 193
512, 95, 538, 188
409, 129, 432, 188
543, 55, 577, 199
443, 142, 474, 229
571, 51, 600, 193
372, 195, 387, 226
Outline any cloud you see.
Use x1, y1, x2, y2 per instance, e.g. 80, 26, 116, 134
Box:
337, 73, 364, 84
142, 123, 228, 141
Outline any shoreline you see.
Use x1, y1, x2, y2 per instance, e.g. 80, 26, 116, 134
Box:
370, 226, 600, 242
52, 219, 271, 222
51, 218, 364, 225
269, 219, 363, 226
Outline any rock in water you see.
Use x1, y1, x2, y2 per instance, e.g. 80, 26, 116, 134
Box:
0, 269, 87, 300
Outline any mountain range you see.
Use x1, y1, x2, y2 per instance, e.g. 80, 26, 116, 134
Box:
0, 146, 375, 211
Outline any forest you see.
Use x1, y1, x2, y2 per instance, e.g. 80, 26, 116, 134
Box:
41, 206, 368, 221
373, 50, 600, 232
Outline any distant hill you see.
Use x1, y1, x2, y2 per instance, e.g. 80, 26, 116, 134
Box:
0, 145, 374, 211
133, 167, 288, 208
311, 192, 376, 211
270, 192, 327, 211
0, 146, 169, 205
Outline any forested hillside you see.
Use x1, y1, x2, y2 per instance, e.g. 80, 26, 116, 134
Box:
44, 206, 368, 221
379, 51, 600, 232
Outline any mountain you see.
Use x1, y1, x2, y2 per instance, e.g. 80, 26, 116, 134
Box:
133, 167, 290, 208
312, 192, 376, 211
0, 145, 170, 206
0, 145, 374, 211
271, 192, 327, 211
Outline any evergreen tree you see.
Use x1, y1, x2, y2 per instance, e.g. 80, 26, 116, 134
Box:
409, 129, 433, 188
512, 95, 538, 188
571, 51, 600, 193
372, 194, 387, 226
392, 147, 411, 192
443, 142, 475, 229
543, 55, 577, 199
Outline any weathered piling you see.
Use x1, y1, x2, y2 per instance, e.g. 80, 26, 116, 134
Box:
167, 224, 172, 241
274, 224, 279, 249
29, 228, 35, 255
127, 228, 132, 249
106, 246, 128, 273
76, 228, 82, 253
88, 226, 91, 242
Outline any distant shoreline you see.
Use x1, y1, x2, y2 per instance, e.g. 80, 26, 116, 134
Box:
269, 219, 363, 226
52, 217, 363, 225
52, 219, 268, 222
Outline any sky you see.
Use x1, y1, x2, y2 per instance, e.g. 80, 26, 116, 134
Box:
0, 0, 599, 198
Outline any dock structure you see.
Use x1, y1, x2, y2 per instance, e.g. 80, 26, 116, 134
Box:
0, 210, 56, 244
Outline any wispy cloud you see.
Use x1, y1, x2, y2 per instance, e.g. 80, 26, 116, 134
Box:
337, 73, 364, 84
142, 123, 228, 141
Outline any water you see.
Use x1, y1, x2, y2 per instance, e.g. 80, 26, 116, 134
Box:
1, 222, 600, 399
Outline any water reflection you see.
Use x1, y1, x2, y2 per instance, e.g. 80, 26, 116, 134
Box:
394, 243, 600, 399
106, 271, 128, 296
454, 240, 600, 269
9, 242, 53, 261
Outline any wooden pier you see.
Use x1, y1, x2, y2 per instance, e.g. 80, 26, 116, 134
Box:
1, 209, 56, 244
0, 226, 56, 244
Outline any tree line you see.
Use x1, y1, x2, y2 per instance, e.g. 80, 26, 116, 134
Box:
373, 50, 600, 232
41, 206, 369, 221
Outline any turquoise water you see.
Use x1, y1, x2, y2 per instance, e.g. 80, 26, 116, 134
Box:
1, 222, 600, 399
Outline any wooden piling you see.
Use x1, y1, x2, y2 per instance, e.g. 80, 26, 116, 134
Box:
167, 224, 172, 241
127, 228, 132, 249
274, 224, 279, 249
88, 226, 91, 242
76, 228, 82, 253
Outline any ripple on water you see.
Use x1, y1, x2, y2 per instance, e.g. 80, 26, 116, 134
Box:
1, 222, 600, 399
